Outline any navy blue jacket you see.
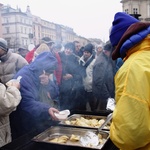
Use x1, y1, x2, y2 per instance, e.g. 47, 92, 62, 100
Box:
10, 52, 58, 138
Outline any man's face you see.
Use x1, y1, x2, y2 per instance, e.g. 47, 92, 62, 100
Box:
39, 70, 50, 85
0, 48, 7, 57
103, 50, 111, 57
97, 47, 103, 53
75, 43, 81, 52
83, 51, 91, 60
19, 49, 29, 58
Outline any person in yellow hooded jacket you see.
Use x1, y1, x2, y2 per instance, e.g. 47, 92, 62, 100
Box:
109, 12, 150, 150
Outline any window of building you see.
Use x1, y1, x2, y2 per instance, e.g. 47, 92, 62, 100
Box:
133, 8, 138, 14
35, 18, 38, 22
25, 39, 28, 45
5, 27, 10, 34
29, 28, 32, 34
22, 39, 27, 46
24, 27, 27, 34
29, 20, 32, 25
125, 9, 129, 14
21, 26, 23, 33
5, 38, 11, 46
4, 17, 9, 23
20, 17, 23, 23
22, 38, 24, 46
38, 26, 40, 31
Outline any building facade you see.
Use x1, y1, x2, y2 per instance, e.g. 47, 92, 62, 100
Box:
1, 5, 34, 51
0, 3, 3, 37
121, 0, 150, 21
0, 4, 90, 51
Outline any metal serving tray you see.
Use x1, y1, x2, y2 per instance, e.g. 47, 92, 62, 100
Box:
32, 126, 109, 150
59, 114, 110, 130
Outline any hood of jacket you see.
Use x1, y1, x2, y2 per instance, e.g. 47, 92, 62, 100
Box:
28, 52, 57, 79
112, 22, 150, 60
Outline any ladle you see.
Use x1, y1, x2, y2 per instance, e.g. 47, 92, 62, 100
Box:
97, 113, 113, 134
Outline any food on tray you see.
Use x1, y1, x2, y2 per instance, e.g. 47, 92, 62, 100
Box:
34, 125, 109, 149
49, 137, 58, 143
49, 135, 69, 143
80, 131, 99, 147
70, 134, 80, 142
80, 131, 107, 147
64, 116, 106, 128
48, 133, 106, 147
98, 133, 102, 139
65, 120, 71, 125
99, 138, 107, 144
49, 134, 80, 143
58, 135, 69, 143
103, 124, 110, 130
97, 133, 107, 144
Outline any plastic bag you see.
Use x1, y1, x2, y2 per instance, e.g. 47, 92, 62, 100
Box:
106, 98, 115, 111
6, 76, 22, 86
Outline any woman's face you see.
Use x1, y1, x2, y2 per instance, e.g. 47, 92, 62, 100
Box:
64, 48, 73, 55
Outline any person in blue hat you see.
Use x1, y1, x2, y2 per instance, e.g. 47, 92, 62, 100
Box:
109, 12, 150, 150
10, 52, 60, 140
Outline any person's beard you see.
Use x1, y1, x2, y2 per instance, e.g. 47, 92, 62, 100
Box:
83, 55, 89, 62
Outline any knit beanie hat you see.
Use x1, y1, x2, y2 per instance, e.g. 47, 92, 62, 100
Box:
0, 38, 8, 52
41, 37, 54, 45
83, 43, 94, 54
64, 42, 75, 52
103, 41, 113, 52
109, 12, 139, 47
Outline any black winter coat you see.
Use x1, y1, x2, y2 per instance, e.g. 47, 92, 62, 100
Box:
92, 52, 116, 100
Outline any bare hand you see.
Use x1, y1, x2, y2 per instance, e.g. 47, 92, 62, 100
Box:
63, 74, 73, 80
6, 79, 20, 89
48, 107, 59, 121
39, 73, 50, 85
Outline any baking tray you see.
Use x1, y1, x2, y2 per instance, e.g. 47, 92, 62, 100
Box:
59, 114, 110, 130
32, 126, 109, 150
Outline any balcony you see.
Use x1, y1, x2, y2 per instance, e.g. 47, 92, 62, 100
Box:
129, 14, 141, 20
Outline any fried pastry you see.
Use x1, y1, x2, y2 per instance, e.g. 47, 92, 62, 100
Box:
49, 135, 69, 144
70, 134, 80, 142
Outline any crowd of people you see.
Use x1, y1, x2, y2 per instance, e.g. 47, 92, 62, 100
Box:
0, 36, 118, 147
1, 11, 149, 150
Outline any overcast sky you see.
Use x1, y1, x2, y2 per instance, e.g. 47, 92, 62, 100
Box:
1, 0, 122, 42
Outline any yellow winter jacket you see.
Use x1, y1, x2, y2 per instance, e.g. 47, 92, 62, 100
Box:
110, 37, 150, 150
